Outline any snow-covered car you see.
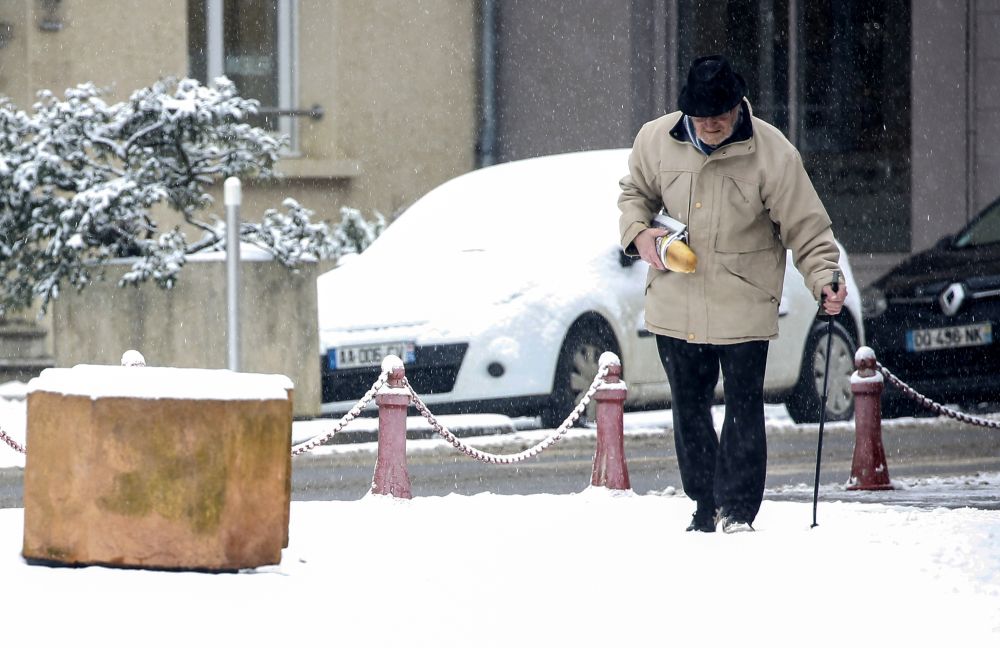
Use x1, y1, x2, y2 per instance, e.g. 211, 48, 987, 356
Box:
317, 149, 864, 426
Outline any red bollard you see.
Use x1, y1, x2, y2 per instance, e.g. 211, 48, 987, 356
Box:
591, 353, 631, 490
371, 356, 412, 498
847, 347, 893, 491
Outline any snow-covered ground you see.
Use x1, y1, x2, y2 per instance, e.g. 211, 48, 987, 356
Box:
0, 492, 998, 644
3, 381, 1000, 644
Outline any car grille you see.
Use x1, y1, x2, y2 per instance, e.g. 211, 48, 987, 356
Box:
321, 343, 468, 404
865, 288, 999, 394
887, 276, 1000, 307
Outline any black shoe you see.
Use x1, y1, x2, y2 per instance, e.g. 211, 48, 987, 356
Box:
686, 502, 716, 533
715, 509, 755, 534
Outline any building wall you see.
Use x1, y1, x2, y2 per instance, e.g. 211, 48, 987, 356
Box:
250, 0, 478, 223
0, 2, 30, 104
910, 0, 970, 258
0, 0, 188, 108
492, 0, 648, 162
974, 0, 1000, 212
910, 0, 999, 254
332, 0, 477, 214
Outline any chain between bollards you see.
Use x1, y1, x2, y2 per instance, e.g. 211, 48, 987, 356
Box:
0, 428, 25, 455
405, 365, 611, 464
370, 353, 626, 498
290, 370, 391, 456
877, 362, 1000, 429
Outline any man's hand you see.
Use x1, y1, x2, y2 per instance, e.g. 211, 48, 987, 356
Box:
635, 227, 669, 271
821, 282, 847, 316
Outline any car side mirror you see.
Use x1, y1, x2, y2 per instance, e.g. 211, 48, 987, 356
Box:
618, 249, 637, 267
935, 234, 954, 250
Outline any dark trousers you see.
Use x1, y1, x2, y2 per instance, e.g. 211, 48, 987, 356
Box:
655, 335, 769, 523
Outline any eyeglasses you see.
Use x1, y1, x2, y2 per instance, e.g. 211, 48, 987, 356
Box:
690, 109, 738, 125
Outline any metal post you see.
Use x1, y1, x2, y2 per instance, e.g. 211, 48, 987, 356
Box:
224, 177, 241, 372
477, 0, 498, 168
205, 0, 223, 83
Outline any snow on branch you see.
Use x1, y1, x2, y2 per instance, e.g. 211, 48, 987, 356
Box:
0, 77, 370, 317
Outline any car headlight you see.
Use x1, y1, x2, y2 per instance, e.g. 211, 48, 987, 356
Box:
861, 286, 887, 319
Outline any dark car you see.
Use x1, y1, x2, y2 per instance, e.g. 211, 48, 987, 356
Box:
862, 196, 1000, 416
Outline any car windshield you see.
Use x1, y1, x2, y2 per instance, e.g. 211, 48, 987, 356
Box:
953, 199, 1000, 248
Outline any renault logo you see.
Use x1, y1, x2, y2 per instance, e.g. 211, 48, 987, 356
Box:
939, 283, 966, 316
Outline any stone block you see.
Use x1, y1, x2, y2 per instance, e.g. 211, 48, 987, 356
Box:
22, 365, 292, 571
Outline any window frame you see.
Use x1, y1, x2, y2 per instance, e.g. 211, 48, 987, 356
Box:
203, 0, 300, 153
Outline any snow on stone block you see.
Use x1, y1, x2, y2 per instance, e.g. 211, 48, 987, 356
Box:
21, 365, 293, 571
27, 365, 294, 401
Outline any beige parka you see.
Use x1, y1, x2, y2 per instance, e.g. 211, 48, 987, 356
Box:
619, 102, 842, 344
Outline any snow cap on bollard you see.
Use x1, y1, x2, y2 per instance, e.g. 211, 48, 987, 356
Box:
120, 350, 146, 367
382, 354, 405, 374
850, 346, 883, 385
848, 346, 893, 490
599, 351, 621, 371
381, 355, 407, 391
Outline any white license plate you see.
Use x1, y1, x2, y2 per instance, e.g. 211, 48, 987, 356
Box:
329, 342, 416, 370
905, 322, 993, 352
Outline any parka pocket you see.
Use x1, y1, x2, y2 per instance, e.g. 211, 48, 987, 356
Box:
715, 175, 775, 253
717, 247, 785, 302
709, 247, 786, 338
657, 169, 693, 221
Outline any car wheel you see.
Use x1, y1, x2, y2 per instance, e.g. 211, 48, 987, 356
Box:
542, 323, 617, 429
785, 320, 857, 424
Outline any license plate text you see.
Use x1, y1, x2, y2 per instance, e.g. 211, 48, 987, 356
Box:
905, 322, 993, 352
329, 342, 416, 369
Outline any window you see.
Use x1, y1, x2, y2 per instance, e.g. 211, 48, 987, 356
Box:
188, 0, 299, 152
799, 0, 910, 253
955, 200, 1000, 249
677, 0, 911, 254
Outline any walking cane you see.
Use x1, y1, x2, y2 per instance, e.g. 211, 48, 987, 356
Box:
811, 270, 841, 528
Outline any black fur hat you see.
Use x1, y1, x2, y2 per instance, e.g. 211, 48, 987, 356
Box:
678, 55, 747, 117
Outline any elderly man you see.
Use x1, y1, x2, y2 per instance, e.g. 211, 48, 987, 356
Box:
618, 55, 847, 533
